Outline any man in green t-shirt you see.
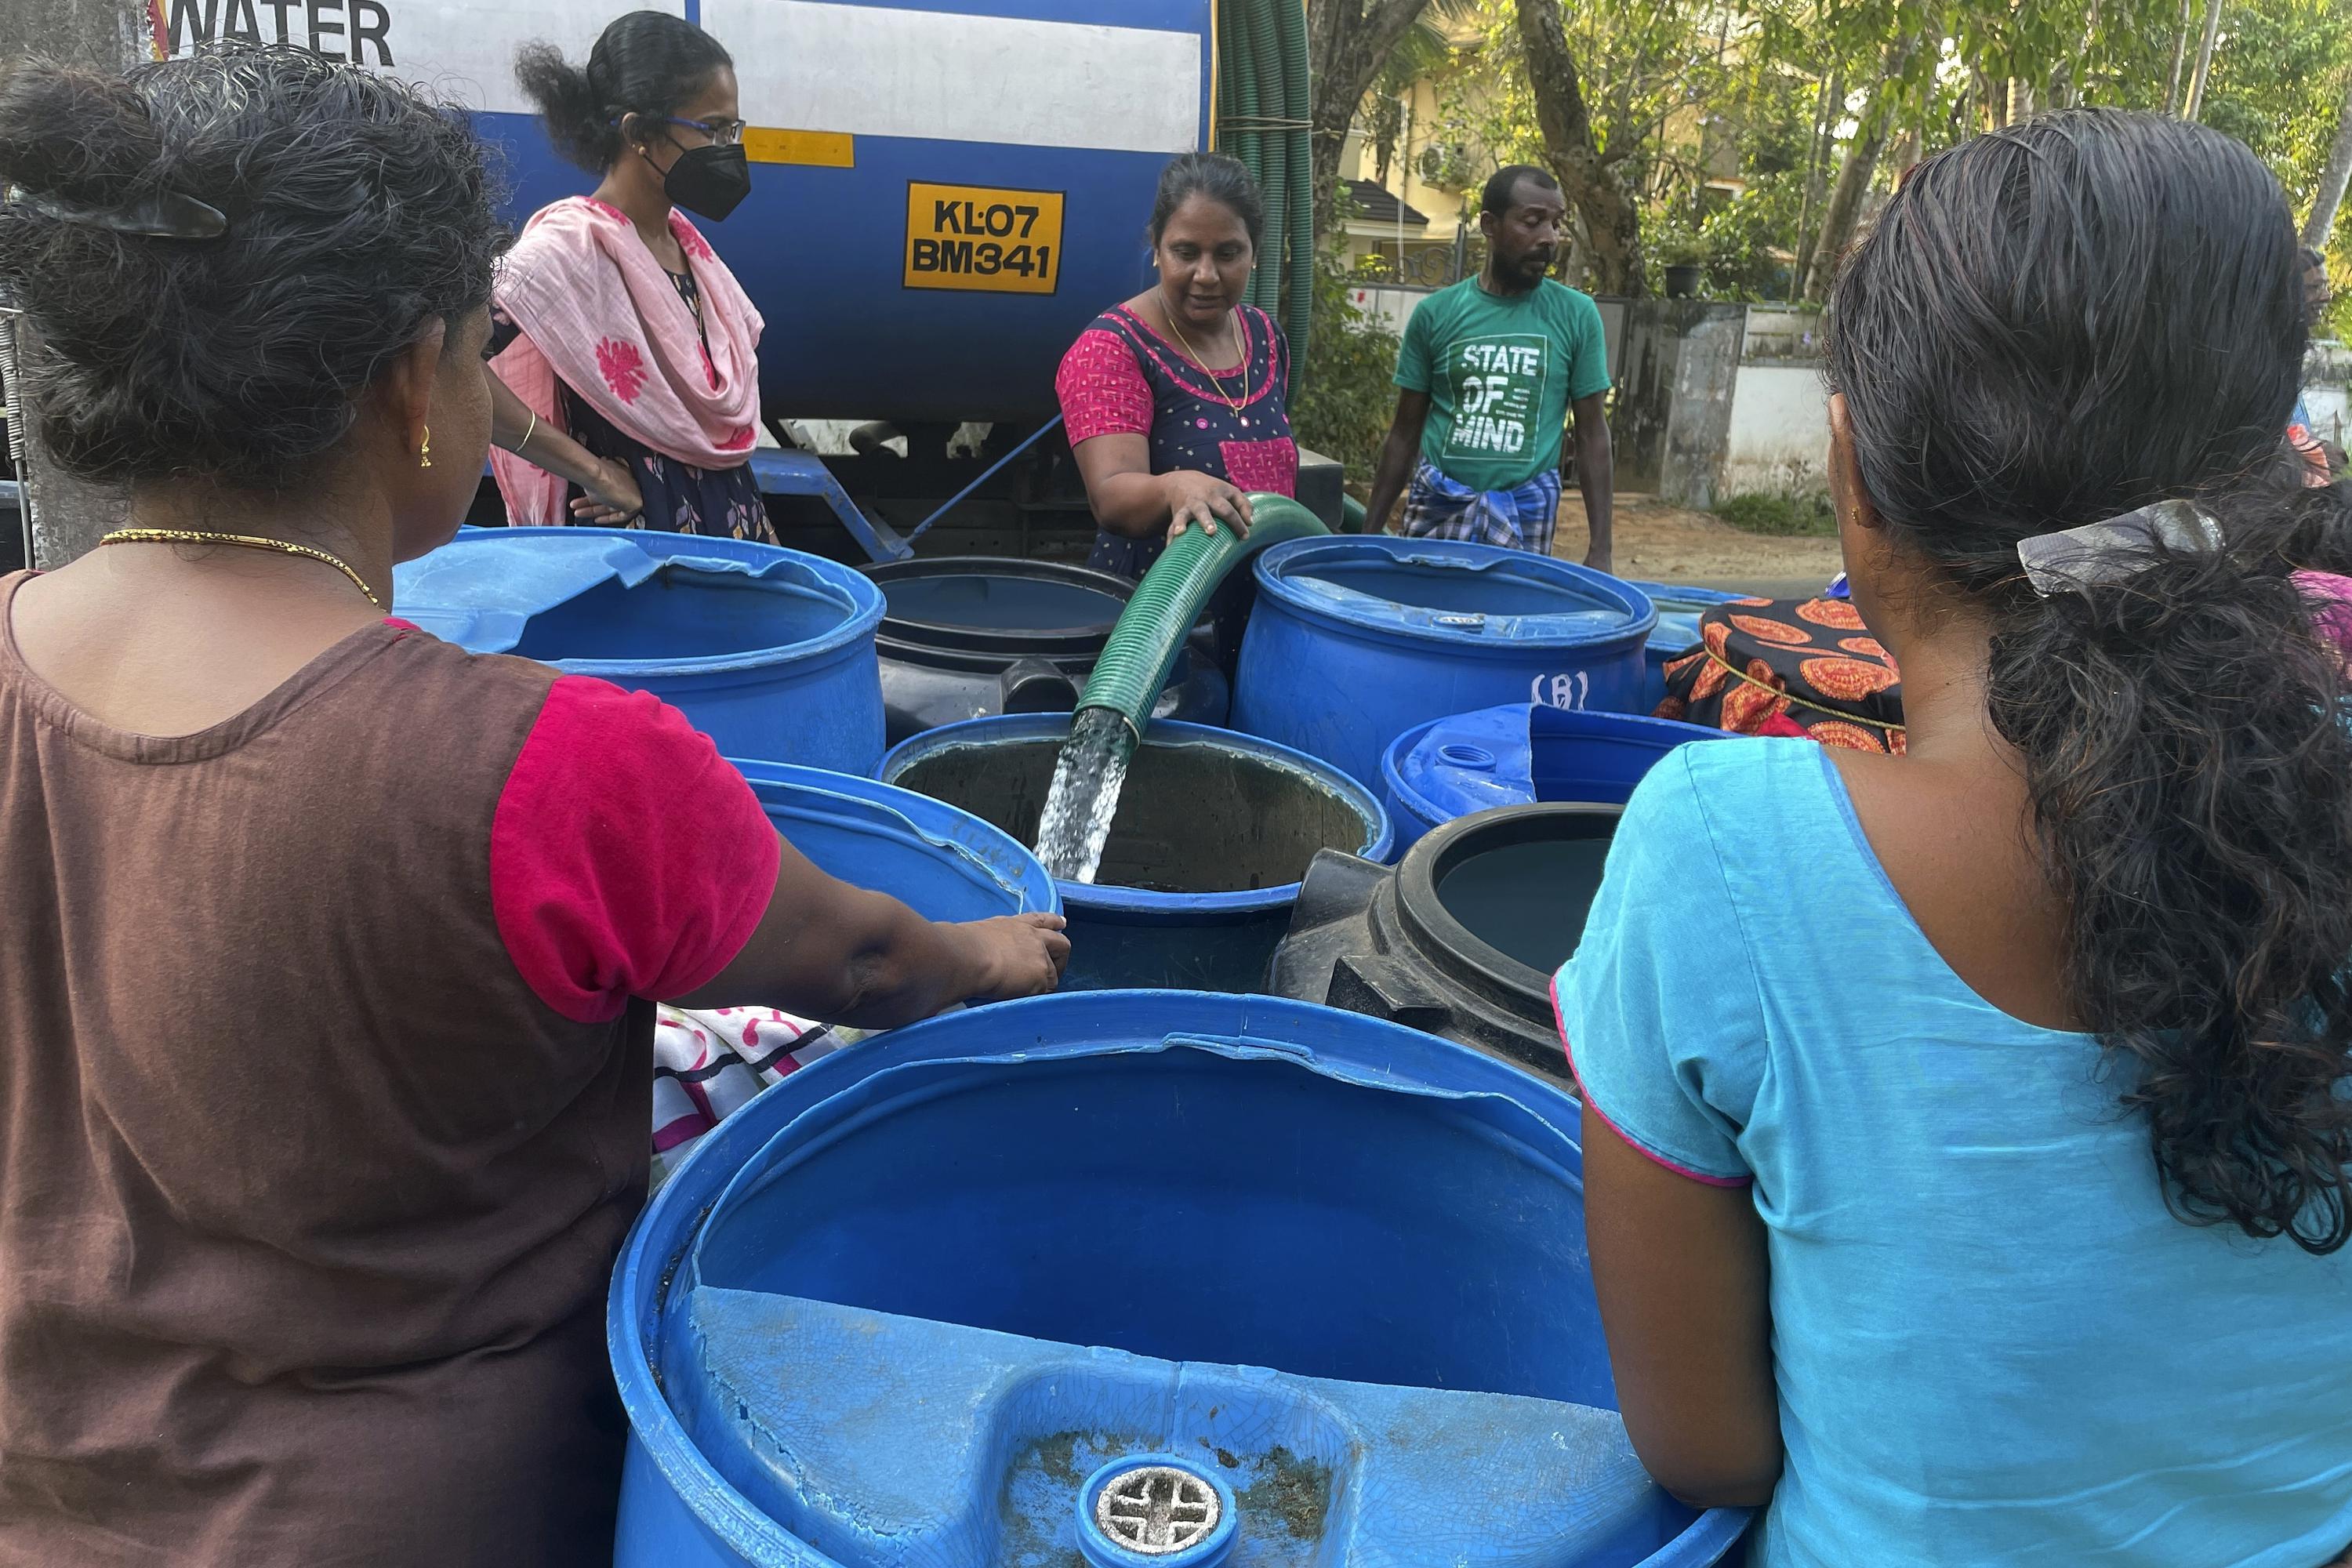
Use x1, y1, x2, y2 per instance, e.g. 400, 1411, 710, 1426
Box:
1363, 165, 1615, 568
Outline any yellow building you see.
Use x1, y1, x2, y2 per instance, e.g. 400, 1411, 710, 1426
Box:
1337, 24, 1479, 281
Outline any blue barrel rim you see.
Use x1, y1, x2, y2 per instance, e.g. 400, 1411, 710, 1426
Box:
1380, 715, 1453, 840
607, 990, 1750, 1566
725, 758, 1062, 917
405, 526, 886, 680
877, 714, 1395, 917
1623, 579, 1749, 613
1381, 702, 1728, 836
1250, 535, 1658, 652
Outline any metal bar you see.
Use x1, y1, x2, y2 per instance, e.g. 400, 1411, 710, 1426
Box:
902, 415, 1065, 548
0, 289, 31, 571
744, 446, 912, 562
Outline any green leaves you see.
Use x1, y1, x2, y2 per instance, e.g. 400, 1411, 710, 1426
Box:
1336, 0, 2352, 297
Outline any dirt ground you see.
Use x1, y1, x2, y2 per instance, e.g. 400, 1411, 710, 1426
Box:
1552, 494, 1844, 598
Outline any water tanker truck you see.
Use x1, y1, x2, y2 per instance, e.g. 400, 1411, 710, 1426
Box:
120, 0, 1334, 564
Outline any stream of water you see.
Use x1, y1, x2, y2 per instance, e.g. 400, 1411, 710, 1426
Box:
1033, 706, 1138, 884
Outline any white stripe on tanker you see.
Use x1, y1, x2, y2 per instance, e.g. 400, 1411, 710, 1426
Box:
161, 0, 1200, 154
709, 2, 1200, 154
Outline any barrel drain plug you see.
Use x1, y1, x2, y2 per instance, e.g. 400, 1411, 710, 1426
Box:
1076, 1454, 1236, 1567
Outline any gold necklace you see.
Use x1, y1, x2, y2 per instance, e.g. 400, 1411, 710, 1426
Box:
1158, 302, 1251, 418
99, 529, 383, 610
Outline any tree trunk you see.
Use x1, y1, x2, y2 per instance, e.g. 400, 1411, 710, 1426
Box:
1307, 0, 1440, 230
2183, 0, 2225, 120
2165, 0, 2195, 111
2305, 72, 2352, 249
1801, 122, 1882, 299
1791, 67, 1841, 296
1800, 41, 1914, 303
1513, 0, 1644, 294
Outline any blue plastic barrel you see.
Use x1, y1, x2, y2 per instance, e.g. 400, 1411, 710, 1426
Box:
1624, 580, 1744, 711
392, 528, 886, 775
727, 760, 1058, 920
877, 715, 1391, 993
1382, 702, 1730, 848
608, 990, 1751, 1566
1232, 536, 1657, 790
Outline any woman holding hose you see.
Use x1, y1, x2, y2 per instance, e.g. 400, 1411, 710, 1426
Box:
1055, 152, 1298, 579
0, 47, 1063, 1564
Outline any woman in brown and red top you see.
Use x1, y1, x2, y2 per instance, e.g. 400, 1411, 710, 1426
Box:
0, 45, 1064, 1567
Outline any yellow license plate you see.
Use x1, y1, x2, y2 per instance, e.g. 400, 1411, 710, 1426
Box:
904, 182, 1065, 295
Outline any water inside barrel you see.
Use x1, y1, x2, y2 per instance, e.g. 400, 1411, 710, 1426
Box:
902, 732, 1370, 895
1436, 836, 1614, 973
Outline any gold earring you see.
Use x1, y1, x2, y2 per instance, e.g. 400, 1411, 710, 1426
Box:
419, 426, 433, 469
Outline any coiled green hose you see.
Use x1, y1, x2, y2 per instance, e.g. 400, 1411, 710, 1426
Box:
1225, 5, 1262, 217
1247, 0, 1286, 316
1074, 492, 1329, 733
1214, 0, 1313, 357
1273, 0, 1314, 367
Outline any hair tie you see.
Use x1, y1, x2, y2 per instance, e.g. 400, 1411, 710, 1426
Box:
4, 184, 227, 240
2016, 499, 2224, 597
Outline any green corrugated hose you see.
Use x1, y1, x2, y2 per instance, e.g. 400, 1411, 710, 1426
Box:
1247, 0, 1286, 315
1214, 0, 1313, 355
1226, 4, 1262, 214
1272, 0, 1314, 367
1074, 492, 1329, 734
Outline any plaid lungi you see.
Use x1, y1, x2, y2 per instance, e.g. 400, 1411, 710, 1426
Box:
1398, 459, 1563, 554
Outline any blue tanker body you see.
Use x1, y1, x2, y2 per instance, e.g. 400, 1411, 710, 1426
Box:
158, 0, 1214, 429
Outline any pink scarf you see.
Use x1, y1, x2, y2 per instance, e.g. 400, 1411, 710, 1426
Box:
490, 197, 763, 527
2297, 569, 2352, 668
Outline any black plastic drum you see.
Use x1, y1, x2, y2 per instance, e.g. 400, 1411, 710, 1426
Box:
865, 557, 1227, 743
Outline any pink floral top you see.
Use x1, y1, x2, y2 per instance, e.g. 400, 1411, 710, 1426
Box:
1056, 303, 1297, 578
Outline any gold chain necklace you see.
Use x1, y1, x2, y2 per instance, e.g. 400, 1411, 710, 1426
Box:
99, 529, 383, 610
1157, 302, 1251, 418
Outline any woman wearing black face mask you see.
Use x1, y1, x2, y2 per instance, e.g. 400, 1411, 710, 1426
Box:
489, 11, 773, 539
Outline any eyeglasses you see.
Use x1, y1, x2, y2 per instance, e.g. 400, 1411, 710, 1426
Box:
663, 115, 745, 147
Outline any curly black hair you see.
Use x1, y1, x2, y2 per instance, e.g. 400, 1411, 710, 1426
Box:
1827, 109, 2352, 1253
0, 45, 505, 493
516, 11, 731, 174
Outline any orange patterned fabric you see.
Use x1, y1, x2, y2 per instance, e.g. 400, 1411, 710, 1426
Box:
1799, 655, 1901, 702
1655, 597, 1905, 754
1730, 612, 1816, 646
1807, 719, 1891, 753
1796, 598, 1867, 630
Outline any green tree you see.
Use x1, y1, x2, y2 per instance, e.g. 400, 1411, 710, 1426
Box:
1401, 0, 2352, 301
1291, 210, 1410, 481
1421, 0, 1748, 291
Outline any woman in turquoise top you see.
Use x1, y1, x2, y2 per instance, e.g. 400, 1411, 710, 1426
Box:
1558, 111, 2352, 1566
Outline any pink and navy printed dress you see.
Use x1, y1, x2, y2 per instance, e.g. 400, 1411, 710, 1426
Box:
1056, 303, 1298, 579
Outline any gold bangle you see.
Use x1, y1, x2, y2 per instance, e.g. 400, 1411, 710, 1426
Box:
516, 411, 537, 454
